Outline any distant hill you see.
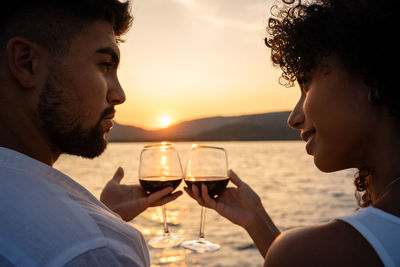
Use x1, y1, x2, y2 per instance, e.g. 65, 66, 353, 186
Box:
106, 111, 301, 142
106, 123, 150, 142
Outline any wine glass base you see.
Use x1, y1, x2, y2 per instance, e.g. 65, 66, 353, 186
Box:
148, 234, 185, 249
181, 238, 220, 253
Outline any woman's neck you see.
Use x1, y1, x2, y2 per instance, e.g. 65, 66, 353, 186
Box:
365, 116, 400, 203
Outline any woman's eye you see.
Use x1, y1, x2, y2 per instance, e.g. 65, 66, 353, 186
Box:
300, 81, 310, 94
302, 84, 310, 94
297, 75, 310, 94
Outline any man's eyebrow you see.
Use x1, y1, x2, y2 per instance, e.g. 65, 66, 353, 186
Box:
96, 47, 120, 65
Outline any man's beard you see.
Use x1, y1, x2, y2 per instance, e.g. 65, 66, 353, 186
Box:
36, 74, 113, 159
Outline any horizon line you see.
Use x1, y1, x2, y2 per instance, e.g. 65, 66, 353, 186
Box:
114, 109, 292, 131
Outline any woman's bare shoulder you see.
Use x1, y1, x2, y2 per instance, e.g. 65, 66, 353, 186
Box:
264, 220, 383, 267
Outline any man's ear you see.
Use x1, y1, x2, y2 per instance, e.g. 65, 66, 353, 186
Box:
6, 37, 44, 89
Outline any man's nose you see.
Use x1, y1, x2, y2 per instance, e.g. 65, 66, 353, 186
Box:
107, 79, 126, 105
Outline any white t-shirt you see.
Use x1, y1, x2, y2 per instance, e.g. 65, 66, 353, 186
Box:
337, 206, 400, 267
0, 147, 150, 267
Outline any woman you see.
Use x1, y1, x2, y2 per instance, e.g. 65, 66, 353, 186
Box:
186, 0, 400, 266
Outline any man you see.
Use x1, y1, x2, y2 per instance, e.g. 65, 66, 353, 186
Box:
0, 1, 180, 266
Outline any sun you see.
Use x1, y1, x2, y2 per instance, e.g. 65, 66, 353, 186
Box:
160, 116, 171, 128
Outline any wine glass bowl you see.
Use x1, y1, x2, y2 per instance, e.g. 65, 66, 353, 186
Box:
139, 177, 182, 194
138, 142, 185, 248
184, 177, 229, 198
182, 144, 229, 253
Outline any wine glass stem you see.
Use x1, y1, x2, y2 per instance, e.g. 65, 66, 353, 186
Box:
161, 204, 170, 236
199, 206, 206, 239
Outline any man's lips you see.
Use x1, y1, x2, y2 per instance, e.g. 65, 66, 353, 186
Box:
102, 112, 115, 133
101, 106, 116, 121
103, 112, 115, 120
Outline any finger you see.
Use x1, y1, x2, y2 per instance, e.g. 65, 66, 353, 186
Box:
201, 184, 209, 199
190, 184, 207, 206
184, 187, 205, 206
201, 184, 217, 209
184, 186, 204, 204
184, 187, 195, 198
228, 169, 244, 187
112, 167, 124, 184
147, 186, 174, 205
192, 184, 201, 200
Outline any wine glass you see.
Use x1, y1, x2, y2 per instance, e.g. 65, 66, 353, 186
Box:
181, 144, 229, 253
138, 142, 185, 248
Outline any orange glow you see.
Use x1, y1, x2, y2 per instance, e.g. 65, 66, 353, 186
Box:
160, 116, 171, 128
113, 1, 300, 129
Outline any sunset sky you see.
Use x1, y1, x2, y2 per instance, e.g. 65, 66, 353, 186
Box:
116, 0, 300, 129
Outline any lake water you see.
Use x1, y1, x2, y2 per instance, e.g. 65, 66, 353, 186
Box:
54, 141, 358, 267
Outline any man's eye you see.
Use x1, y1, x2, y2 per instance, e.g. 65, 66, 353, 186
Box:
100, 62, 116, 72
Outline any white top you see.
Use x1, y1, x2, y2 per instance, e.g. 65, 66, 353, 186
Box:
0, 147, 150, 267
336, 206, 400, 267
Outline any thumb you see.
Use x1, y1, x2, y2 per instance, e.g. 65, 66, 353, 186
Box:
228, 169, 244, 187
112, 167, 124, 184
147, 187, 174, 205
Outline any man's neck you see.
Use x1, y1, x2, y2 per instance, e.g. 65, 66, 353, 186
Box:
0, 114, 60, 166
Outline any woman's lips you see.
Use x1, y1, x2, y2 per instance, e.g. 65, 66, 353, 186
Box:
301, 129, 316, 155
301, 129, 315, 142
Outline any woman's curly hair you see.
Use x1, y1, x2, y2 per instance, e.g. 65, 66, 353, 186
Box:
265, 0, 398, 207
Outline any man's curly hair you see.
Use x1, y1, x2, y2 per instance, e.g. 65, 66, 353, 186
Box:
265, 0, 398, 207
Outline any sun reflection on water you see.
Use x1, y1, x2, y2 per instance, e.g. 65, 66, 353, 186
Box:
137, 203, 193, 266
150, 248, 192, 266
142, 205, 190, 225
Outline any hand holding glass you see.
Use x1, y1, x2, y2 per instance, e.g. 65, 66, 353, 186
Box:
138, 143, 184, 248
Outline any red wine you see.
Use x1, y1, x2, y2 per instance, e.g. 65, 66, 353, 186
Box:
185, 177, 229, 197
139, 176, 182, 194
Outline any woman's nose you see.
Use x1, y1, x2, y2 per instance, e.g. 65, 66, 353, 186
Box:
287, 98, 305, 130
